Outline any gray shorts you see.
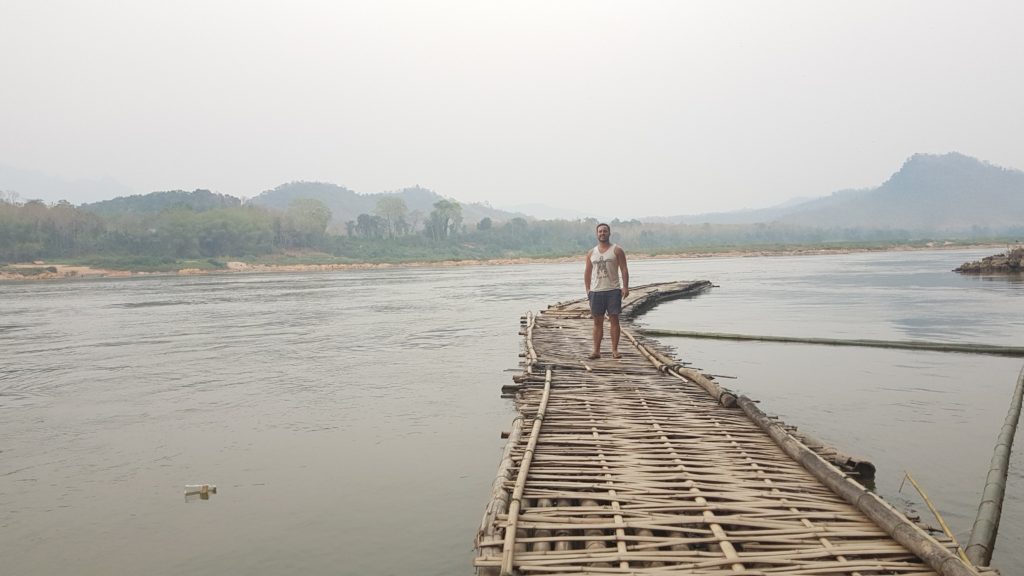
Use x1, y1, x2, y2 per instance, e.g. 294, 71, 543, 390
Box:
588, 289, 622, 316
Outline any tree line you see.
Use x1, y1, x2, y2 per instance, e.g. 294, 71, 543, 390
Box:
1, 190, 1009, 268
1, 194, 329, 263
0, 192, 479, 264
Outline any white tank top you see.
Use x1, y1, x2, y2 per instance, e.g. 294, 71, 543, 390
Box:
590, 244, 621, 292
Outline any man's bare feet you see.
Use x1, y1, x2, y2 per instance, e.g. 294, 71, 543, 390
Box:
612, 351, 622, 359
588, 352, 601, 360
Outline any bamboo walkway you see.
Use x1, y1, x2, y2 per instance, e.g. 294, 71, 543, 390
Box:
475, 281, 996, 576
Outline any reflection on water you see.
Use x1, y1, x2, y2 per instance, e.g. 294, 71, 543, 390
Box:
966, 272, 1024, 284
1, 248, 1022, 575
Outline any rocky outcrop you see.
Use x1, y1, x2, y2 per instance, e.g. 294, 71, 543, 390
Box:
954, 247, 1024, 273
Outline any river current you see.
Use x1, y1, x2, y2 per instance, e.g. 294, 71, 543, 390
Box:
1, 248, 1022, 574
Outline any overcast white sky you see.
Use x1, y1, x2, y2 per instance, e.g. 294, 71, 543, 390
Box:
2, 1, 1022, 217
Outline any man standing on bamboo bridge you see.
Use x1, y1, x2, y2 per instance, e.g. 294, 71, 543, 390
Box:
584, 222, 629, 359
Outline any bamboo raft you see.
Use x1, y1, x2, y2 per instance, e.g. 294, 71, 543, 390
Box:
475, 281, 997, 576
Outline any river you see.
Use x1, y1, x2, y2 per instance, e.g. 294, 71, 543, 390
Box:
1, 248, 1021, 574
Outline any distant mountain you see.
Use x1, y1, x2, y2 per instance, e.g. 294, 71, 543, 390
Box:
647, 153, 1024, 232
777, 153, 1024, 231
81, 189, 241, 215
500, 202, 596, 221
642, 196, 819, 225
0, 164, 136, 204
248, 182, 524, 225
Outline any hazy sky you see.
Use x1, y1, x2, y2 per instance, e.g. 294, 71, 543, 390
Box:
2, 1, 1022, 217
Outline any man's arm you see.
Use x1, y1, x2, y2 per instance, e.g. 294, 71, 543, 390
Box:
616, 246, 629, 299
583, 250, 593, 295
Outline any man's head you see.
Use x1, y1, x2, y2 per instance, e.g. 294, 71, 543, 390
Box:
596, 223, 611, 243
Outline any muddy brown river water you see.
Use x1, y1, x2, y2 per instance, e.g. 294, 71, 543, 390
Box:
1, 248, 1021, 574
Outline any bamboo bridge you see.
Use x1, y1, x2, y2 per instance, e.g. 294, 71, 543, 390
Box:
475, 281, 997, 576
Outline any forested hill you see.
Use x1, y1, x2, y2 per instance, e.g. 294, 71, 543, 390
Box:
81, 189, 241, 214
248, 181, 523, 225
778, 153, 1024, 231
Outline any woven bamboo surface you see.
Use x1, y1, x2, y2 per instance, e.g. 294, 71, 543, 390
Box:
475, 281, 994, 576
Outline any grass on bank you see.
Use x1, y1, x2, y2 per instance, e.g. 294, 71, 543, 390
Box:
0, 265, 60, 277
69, 256, 230, 272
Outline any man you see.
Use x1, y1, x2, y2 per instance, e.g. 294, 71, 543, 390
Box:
583, 222, 629, 359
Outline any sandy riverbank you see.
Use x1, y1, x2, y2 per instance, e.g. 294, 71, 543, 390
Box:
1, 263, 138, 280
0, 243, 1002, 282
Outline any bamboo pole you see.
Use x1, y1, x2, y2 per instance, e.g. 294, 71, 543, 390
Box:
622, 327, 737, 407
500, 368, 553, 576
638, 329, 1024, 357
476, 416, 523, 576
966, 363, 1024, 567
553, 498, 573, 552
621, 280, 714, 318
736, 394, 982, 576
524, 312, 538, 372
584, 399, 628, 569
531, 498, 553, 553
902, 471, 970, 564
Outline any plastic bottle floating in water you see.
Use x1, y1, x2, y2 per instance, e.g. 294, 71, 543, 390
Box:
184, 484, 217, 501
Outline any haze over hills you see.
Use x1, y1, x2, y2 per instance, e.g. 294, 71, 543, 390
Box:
777, 153, 1024, 231
645, 153, 1024, 233
0, 163, 137, 205
6, 151, 1024, 270
75, 181, 525, 226
642, 196, 818, 226
7, 152, 1023, 236
498, 203, 594, 221
247, 182, 525, 226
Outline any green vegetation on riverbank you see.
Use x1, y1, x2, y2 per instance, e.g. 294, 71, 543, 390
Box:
2, 240, 1006, 277
2, 191, 1019, 272
73, 256, 230, 272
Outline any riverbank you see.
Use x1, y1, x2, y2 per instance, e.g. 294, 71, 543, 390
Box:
0, 242, 1004, 281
